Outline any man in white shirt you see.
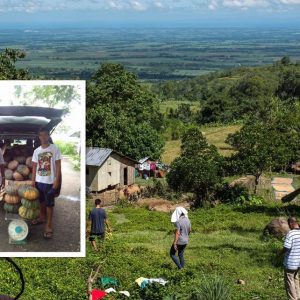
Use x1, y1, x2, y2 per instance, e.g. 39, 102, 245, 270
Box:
0, 143, 5, 188
283, 216, 300, 300
31, 129, 62, 239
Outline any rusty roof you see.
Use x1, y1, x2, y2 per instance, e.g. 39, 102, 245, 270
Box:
86, 147, 138, 167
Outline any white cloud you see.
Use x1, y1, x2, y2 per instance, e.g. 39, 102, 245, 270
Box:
0, 0, 299, 14
129, 0, 147, 10
222, 0, 269, 8
279, 0, 300, 4
208, 0, 218, 10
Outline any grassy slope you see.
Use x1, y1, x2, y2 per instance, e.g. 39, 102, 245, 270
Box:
1, 204, 290, 299
159, 100, 200, 115
162, 124, 241, 165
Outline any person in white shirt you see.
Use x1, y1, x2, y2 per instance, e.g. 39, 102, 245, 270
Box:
282, 216, 300, 300
31, 129, 62, 239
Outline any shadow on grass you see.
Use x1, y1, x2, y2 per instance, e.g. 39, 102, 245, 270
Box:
233, 204, 300, 217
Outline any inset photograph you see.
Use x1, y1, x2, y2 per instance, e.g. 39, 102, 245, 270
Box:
0, 81, 85, 256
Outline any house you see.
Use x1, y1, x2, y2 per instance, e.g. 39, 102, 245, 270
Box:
86, 147, 138, 192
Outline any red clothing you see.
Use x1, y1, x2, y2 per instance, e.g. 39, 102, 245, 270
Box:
150, 163, 156, 171
91, 289, 107, 300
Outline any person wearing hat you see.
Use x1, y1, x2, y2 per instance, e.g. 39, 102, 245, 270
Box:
170, 207, 191, 270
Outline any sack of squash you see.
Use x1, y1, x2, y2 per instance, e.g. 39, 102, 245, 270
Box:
3, 185, 21, 214
17, 185, 40, 220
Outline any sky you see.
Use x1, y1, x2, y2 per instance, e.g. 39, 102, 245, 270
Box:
0, 0, 299, 28
0, 82, 84, 138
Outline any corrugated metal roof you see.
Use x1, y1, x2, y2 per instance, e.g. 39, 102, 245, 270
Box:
139, 157, 149, 164
86, 147, 113, 167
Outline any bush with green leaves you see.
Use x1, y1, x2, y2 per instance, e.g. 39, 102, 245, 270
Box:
167, 127, 224, 207
189, 276, 231, 300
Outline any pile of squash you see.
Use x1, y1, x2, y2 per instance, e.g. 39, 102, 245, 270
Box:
3, 145, 34, 182
3, 184, 40, 220
18, 185, 40, 220
3, 186, 21, 214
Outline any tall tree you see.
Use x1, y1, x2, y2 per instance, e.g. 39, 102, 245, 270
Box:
0, 49, 29, 80
226, 98, 300, 192
86, 63, 164, 159
167, 127, 224, 207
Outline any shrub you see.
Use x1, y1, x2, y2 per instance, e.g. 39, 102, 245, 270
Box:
189, 276, 231, 300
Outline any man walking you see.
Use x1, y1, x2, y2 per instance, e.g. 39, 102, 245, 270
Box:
31, 129, 62, 239
89, 199, 111, 250
170, 207, 191, 270
283, 216, 300, 300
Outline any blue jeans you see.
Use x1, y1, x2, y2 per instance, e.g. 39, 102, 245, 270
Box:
170, 244, 187, 269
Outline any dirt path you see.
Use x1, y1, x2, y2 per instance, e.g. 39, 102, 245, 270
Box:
0, 156, 81, 253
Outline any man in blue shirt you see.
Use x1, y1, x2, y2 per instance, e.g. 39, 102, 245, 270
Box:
89, 199, 111, 250
283, 216, 300, 300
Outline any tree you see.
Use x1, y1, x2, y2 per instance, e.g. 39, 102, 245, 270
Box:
0, 49, 29, 80
277, 67, 300, 102
167, 127, 224, 207
14, 85, 80, 114
175, 103, 193, 123
226, 99, 300, 192
86, 63, 164, 159
280, 56, 291, 66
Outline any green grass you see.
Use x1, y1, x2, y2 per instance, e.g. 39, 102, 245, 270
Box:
1, 203, 291, 299
161, 124, 241, 165
159, 100, 200, 115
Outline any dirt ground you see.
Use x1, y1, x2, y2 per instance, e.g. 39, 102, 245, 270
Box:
0, 156, 81, 253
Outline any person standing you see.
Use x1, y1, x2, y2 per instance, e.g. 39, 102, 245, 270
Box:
89, 199, 111, 250
170, 207, 191, 270
31, 129, 62, 239
283, 216, 300, 300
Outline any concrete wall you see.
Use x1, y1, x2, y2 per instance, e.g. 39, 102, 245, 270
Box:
87, 153, 136, 192
86, 166, 98, 191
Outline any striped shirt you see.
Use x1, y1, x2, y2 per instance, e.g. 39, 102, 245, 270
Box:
284, 229, 300, 270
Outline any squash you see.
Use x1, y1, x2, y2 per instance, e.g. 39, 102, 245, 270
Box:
4, 193, 20, 204
19, 206, 40, 220
17, 164, 30, 177
4, 169, 13, 180
21, 198, 40, 209
8, 160, 19, 170
26, 156, 33, 168
14, 156, 26, 164
18, 185, 39, 200
4, 185, 19, 196
13, 172, 24, 181
4, 203, 20, 214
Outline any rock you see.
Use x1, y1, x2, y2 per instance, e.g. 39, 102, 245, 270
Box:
237, 279, 245, 285
230, 175, 256, 193
264, 217, 290, 238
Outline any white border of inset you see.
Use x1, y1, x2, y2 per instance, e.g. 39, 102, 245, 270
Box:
0, 80, 86, 258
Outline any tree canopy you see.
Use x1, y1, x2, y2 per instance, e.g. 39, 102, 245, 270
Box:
86, 63, 164, 159
167, 127, 224, 206
0, 49, 29, 80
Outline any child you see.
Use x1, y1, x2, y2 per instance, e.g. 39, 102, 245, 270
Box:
89, 199, 111, 250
